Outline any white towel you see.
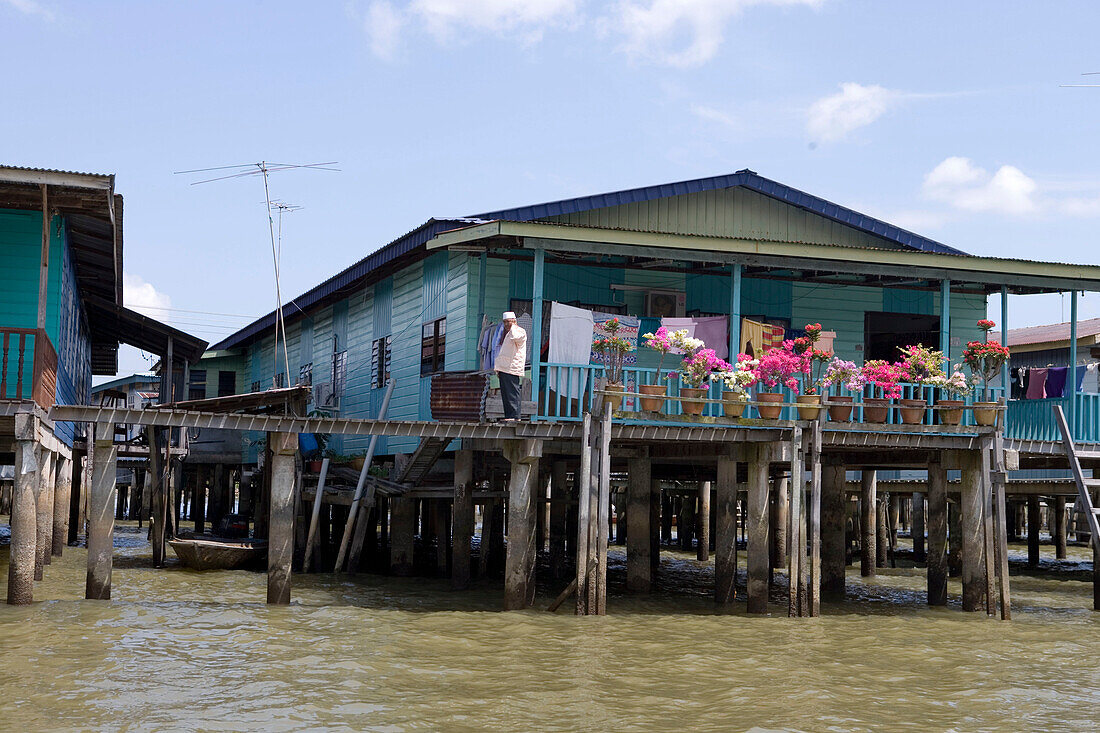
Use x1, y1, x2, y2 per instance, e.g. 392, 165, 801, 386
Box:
549, 302, 595, 399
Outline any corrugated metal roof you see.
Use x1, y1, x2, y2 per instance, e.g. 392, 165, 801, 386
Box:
994, 318, 1100, 347
213, 170, 970, 349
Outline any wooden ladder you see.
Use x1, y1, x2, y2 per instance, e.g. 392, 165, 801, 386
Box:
1053, 405, 1100, 556
398, 436, 450, 486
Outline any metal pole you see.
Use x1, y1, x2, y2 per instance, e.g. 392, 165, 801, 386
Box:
1069, 290, 1079, 438
530, 247, 545, 421
940, 279, 951, 369
729, 263, 742, 359
1000, 285, 1009, 398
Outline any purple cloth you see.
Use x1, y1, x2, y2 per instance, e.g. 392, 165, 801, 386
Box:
693, 316, 729, 360
1025, 368, 1048, 399
1076, 365, 1088, 392
1045, 367, 1068, 398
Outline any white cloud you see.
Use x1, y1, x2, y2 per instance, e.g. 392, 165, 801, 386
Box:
922, 157, 1039, 216
612, 0, 823, 68
410, 0, 580, 42
1, 0, 55, 20
124, 273, 172, 317
364, 0, 406, 60
691, 104, 738, 128
806, 82, 896, 143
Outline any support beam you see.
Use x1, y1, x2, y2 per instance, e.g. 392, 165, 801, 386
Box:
876, 495, 889, 568
390, 498, 416, 576
697, 481, 711, 562
147, 428, 166, 568
529, 247, 544, 417
192, 465, 206, 534
860, 470, 876, 577
87, 422, 117, 600
451, 449, 474, 590
8, 414, 39, 605
911, 491, 926, 562
1069, 289, 1078, 436
821, 464, 846, 598
948, 500, 962, 578
626, 455, 652, 592
266, 431, 297, 605
67, 450, 83, 545
729, 263, 742, 364
1000, 285, 1009, 392
960, 451, 985, 612
1053, 495, 1067, 560
716, 454, 741, 607
503, 439, 542, 610
575, 413, 594, 615
771, 477, 788, 571
1027, 496, 1041, 567
927, 463, 948, 606
35, 448, 54, 577
940, 279, 951, 369
52, 455, 72, 558
549, 459, 568, 580
746, 446, 770, 613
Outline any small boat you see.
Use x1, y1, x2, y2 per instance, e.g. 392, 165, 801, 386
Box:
168, 535, 268, 571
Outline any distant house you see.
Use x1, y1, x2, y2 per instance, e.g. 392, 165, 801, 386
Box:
995, 318, 1100, 394
192, 168, 1100, 464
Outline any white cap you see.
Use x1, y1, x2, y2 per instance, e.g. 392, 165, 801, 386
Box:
502, 311, 517, 320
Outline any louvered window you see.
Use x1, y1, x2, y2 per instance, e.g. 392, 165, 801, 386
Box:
372, 336, 392, 388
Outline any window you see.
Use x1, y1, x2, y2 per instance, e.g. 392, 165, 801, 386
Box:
250, 380, 261, 393
187, 370, 206, 401
273, 372, 286, 389
333, 350, 347, 396
218, 370, 235, 397
298, 362, 313, 386
372, 336, 392, 388
420, 317, 446, 376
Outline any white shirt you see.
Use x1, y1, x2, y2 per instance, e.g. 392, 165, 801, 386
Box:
494, 324, 528, 376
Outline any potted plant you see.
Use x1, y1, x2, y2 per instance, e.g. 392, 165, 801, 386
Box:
927, 367, 973, 425
679, 346, 732, 415
592, 317, 634, 409
821, 358, 866, 422
963, 319, 1010, 426
791, 324, 832, 420
640, 326, 686, 412
895, 344, 945, 424
860, 360, 905, 423
751, 343, 809, 419
712, 354, 757, 418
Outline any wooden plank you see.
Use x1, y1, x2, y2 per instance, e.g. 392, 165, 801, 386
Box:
808, 422, 822, 617
980, 437, 997, 617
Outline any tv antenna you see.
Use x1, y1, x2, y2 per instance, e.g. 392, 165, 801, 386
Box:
1061, 71, 1100, 88
175, 161, 337, 389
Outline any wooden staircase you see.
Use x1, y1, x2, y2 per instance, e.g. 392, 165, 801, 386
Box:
398, 437, 450, 486
1053, 405, 1100, 556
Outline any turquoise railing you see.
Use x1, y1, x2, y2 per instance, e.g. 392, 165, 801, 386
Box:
1005, 394, 1100, 443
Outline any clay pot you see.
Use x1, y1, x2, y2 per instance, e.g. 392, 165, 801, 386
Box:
827, 395, 854, 422
796, 394, 823, 421
639, 383, 666, 412
307, 460, 323, 473
938, 399, 964, 426
973, 401, 999, 427
603, 383, 624, 410
898, 398, 927, 425
722, 391, 748, 418
680, 387, 707, 415
863, 397, 891, 424
756, 392, 784, 420
350, 456, 366, 471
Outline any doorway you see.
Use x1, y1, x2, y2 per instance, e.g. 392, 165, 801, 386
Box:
864, 312, 940, 362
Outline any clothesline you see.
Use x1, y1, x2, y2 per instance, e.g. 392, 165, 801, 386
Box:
1013, 363, 1097, 400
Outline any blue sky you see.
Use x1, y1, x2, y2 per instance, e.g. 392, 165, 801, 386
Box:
3, 0, 1100, 376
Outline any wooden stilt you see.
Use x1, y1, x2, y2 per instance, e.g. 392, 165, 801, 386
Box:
717, 453, 742, 608
807, 423, 822, 617
980, 438, 997, 617
960, 450, 985, 612
574, 413, 593, 615
626, 453, 652, 592
1054, 496, 1067, 559
696, 481, 711, 562
87, 422, 117, 600
51, 455, 71, 558
266, 431, 297, 605
876, 495, 889, 568
1027, 495, 1041, 567
989, 432, 1011, 620
649, 477, 661, 578
787, 425, 805, 617
680, 494, 696, 553
8, 412, 39, 605
193, 465, 206, 534
927, 461, 948, 606
595, 408, 612, 614
451, 449, 475, 590
503, 439, 542, 610
302, 458, 330, 572
860, 470, 876, 577
390, 497, 416, 576
821, 462, 847, 599
146, 427, 166, 568
67, 450, 83, 546
948, 498, 962, 577
912, 491, 926, 562
549, 459, 568, 580
35, 448, 54, 577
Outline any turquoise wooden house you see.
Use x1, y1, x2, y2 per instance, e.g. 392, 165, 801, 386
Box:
202, 170, 1100, 466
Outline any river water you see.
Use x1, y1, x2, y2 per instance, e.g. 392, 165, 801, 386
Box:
2, 524, 1098, 732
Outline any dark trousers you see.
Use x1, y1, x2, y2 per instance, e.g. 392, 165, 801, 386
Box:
498, 371, 522, 419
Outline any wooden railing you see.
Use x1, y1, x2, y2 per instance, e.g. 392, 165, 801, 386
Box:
1, 327, 58, 410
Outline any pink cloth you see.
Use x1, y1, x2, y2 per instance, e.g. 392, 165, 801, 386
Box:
660, 316, 729, 359
1025, 368, 1048, 399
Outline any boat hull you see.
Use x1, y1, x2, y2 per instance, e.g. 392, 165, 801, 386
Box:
168, 536, 268, 571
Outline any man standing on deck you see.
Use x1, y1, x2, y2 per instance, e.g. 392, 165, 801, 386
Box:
494, 311, 528, 421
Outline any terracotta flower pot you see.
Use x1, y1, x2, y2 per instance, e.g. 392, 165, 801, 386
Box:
827, 395, 854, 422
680, 387, 707, 415
756, 391, 784, 420
603, 383, 624, 410
973, 401, 998, 427
350, 456, 366, 471
938, 399, 964, 426
796, 394, 822, 420
307, 460, 323, 473
639, 383, 666, 412
898, 398, 927, 425
722, 391, 748, 418
863, 397, 891, 424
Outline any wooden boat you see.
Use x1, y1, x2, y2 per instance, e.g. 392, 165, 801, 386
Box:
168, 535, 267, 571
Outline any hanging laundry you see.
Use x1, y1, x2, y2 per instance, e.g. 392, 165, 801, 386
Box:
1010, 367, 1026, 400
1076, 364, 1089, 392
740, 318, 785, 358
516, 311, 534, 361
479, 322, 505, 372
592, 312, 639, 365
1045, 367, 1069, 398
1026, 367, 1048, 399
548, 302, 595, 401
692, 316, 729, 359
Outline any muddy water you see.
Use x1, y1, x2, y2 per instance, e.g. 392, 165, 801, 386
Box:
2, 525, 1098, 733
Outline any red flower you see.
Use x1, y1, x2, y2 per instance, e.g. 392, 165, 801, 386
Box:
977, 319, 996, 332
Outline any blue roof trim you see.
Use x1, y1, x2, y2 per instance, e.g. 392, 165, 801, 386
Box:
473, 170, 966, 257
215, 170, 966, 349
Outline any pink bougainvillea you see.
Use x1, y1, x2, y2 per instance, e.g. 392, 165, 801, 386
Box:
752, 343, 810, 393
861, 359, 907, 399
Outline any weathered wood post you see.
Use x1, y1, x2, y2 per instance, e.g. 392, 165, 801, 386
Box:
147, 428, 166, 568
680, 494, 696, 552
67, 450, 84, 545
549, 459, 568, 580
959, 450, 985, 612
716, 452, 741, 608
51, 455, 72, 558
926, 461, 948, 606
697, 481, 711, 562
266, 431, 297, 605
87, 422, 118, 600
821, 462, 847, 599
771, 476, 789, 571
595, 408, 612, 614
574, 414, 593, 615
948, 499, 962, 577
390, 497, 416, 576
876, 494, 889, 568
860, 470, 876, 577
1053, 495, 1067, 559
193, 465, 206, 534
451, 449, 475, 589
649, 477, 661, 577
503, 438, 542, 610
35, 448, 55, 578
742, 445, 768, 613
912, 491, 926, 562
1027, 496, 1041, 567
8, 411, 40, 605
660, 492, 672, 546
626, 453, 651, 593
